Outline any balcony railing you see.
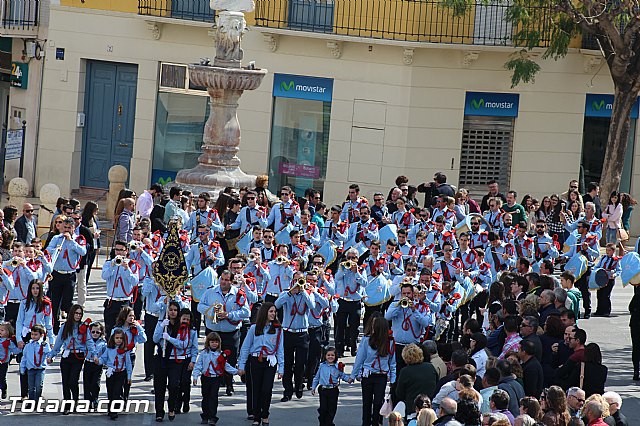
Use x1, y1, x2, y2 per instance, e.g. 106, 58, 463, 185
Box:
1, 0, 39, 30
138, 0, 215, 22
254, 0, 553, 47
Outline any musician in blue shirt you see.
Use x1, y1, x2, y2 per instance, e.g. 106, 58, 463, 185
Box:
334, 248, 367, 358
593, 243, 622, 317
227, 191, 268, 234
346, 206, 379, 250
267, 186, 301, 233
47, 218, 87, 334
102, 241, 138, 337
184, 192, 224, 239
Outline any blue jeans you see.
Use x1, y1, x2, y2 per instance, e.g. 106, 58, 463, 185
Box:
606, 227, 619, 245
27, 368, 44, 400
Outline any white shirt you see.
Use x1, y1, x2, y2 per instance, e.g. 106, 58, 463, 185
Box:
137, 190, 154, 219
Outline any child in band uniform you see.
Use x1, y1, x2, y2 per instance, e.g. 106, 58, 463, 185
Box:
19, 324, 50, 401
0, 322, 22, 399
311, 347, 349, 426
98, 328, 132, 420
84, 322, 107, 410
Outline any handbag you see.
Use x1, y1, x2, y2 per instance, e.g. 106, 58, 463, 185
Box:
579, 362, 585, 389
379, 393, 393, 418
618, 228, 630, 242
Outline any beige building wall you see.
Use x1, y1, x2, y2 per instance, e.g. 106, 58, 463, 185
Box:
35, 5, 640, 233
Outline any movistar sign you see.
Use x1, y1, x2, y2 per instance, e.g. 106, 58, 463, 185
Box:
273, 73, 333, 102
585, 94, 639, 119
464, 92, 519, 117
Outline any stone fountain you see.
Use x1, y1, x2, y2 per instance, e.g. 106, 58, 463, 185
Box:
174, 0, 267, 195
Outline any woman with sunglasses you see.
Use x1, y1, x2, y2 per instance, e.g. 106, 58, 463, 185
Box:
47, 304, 96, 413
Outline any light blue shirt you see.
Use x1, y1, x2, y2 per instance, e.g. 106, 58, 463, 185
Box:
99, 347, 133, 379
17, 298, 55, 347
102, 260, 138, 301
111, 323, 147, 354
229, 206, 268, 233
48, 234, 87, 272
312, 361, 348, 388
20, 339, 50, 373
264, 261, 295, 296
274, 290, 316, 331
185, 208, 224, 238
238, 324, 285, 374
267, 200, 301, 233
335, 265, 367, 301
350, 336, 396, 383
0, 337, 20, 363
49, 324, 96, 360
192, 349, 239, 378
3, 262, 37, 301
385, 303, 432, 344
197, 285, 251, 332
0, 270, 15, 304
308, 290, 330, 328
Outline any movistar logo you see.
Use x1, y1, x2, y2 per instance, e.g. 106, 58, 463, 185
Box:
280, 80, 295, 91
592, 100, 605, 111
470, 98, 484, 109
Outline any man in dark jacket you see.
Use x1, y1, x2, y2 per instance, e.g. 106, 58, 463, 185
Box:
417, 172, 455, 208
480, 180, 507, 212
520, 315, 543, 360
433, 397, 462, 426
519, 340, 544, 398
496, 359, 525, 417
14, 203, 37, 244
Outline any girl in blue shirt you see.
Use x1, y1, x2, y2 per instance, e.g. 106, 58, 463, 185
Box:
98, 328, 132, 420
351, 316, 396, 426
192, 331, 239, 425
238, 302, 284, 426
0, 322, 22, 400
19, 324, 50, 401
84, 322, 107, 411
112, 306, 147, 400
311, 346, 348, 426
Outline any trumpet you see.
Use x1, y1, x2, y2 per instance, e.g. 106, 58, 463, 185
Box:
416, 284, 428, 293
11, 257, 21, 267
341, 260, 356, 269
206, 303, 225, 323
290, 277, 306, 292
248, 253, 258, 262
128, 240, 141, 250
34, 250, 44, 258
399, 297, 414, 309
233, 274, 245, 285
276, 256, 289, 265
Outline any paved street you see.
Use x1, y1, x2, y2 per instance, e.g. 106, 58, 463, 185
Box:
1, 275, 639, 425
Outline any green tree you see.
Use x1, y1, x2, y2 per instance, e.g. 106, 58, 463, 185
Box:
446, 0, 634, 198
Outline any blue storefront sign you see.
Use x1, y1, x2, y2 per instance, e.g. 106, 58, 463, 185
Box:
273, 73, 333, 102
464, 92, 520, 117
585, 93, 640, 119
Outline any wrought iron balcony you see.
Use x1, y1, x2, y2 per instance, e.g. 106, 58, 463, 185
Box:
138, 0, 215, 23
254, 0, 553, 47
1, 0, 39, 33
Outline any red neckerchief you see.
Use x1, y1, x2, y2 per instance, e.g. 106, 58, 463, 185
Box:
401, 308, 422, 339
328, 362, 345, 385
286, 292, 308, 329
33, 341, 45, 367
211, 350, 231, 376
172, 323, 191, 363
78, 318, 92, 344
343, 267, 362, 296
0, 337, 14, 363
115, 349, 127, 371
125, 322, 140, 352
63, 235, 86, 269
29, 297, 52, 328
259, 324, 282, 361
11, 266, 26, 299
26, 259, 42, 272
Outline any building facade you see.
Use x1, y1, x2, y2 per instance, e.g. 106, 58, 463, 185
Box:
33, 1, 640, 232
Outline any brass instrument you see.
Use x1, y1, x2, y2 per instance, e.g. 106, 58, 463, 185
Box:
416, 284, 428, 293
206, 303, 225, 323
290, 277, 306, 291
399, 297, 414, 309
233, 274, 245, 285
128, 240, 141, 250
114, 256, 130, 266
341, 260, 356, 269
276, 256, 289, 265
248, 253, 257, 262
304, 283, 314, 292
34, 250, 44, 258
11, 258, 20, 267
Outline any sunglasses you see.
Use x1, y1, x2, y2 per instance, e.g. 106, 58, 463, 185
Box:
444, 249, 453, 253
374, 198, 383, 202
535, 225, 545, 228
25, 209, 34, 213
406, 268, 417, 272
197, 231, 208, 235
247, 197, 256, 200
91, 331, 102, 335
281, 192, 290, 196
312, 261, 324, 265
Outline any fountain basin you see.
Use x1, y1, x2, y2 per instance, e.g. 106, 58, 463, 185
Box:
189, 65, 267, 91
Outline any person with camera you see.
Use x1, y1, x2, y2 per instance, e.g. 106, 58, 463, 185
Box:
275, 270, 317, 401
102, 240, 137, 337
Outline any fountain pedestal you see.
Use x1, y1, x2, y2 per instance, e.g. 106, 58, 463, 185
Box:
174, 7, 267, 197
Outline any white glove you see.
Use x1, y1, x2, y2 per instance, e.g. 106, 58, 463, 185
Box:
106, 367, 114, 378
162, 332, 171, 341
22, 326, 30, 338
161, 319, 170, 328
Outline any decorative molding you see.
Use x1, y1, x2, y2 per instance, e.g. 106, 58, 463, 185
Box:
145, 21, 162, 40
462, 50, 480, 68
262, 33, 279, 52
403, 48, 414, 65
583, 54, 603, 73
327, 41, 342, 59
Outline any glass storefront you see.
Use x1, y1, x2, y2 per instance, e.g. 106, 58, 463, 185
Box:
268, 73, 334, 197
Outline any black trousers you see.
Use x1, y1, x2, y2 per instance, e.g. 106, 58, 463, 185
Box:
191, 300, 202, 337
153, 355, 185, 417
361, 374, 387, 426
0, 362, 7, 391
200, 375, 223, 422
103, 299, 130, 338
124, 353, 136, 400
211, 329, 240, 391
144, 313, 159, 379
318, 387, 339, 426
470, 291, 488, 321
106, 370, 127, 416
51, 271, 76, 334
595, 279, 615, 315
83, 360, 103, 402
4, 301, 20, 329
247, 356, 277, 421
335, 299, 360, 353
60, 355, 85, 400
85, 249, 97, 283
306, 326, 323, 388
17, 334, 29, 397
576, 268, 592, 316
632, 318, 640, 375
133, 287, 143, 321
283, 330, 309, 397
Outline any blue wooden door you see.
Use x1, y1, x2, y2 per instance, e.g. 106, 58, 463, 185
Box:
81, 61, 138, 188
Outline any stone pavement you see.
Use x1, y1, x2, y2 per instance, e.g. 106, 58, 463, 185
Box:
0, 276, 638, 425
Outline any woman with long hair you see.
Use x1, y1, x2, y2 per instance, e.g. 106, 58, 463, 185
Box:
540, 316, 565, 387
520, 396, 543, 421
350, 316, 396, 426
546, 195, 567, 246
152, 301, 180, 421
541, 385, 571, 426
620, 192, 637, 232
536, 196, 553, 221
80, 201, 101, 283
238, 302, 284, 426
112, 306, 147, 400
469, 332, 489, 379
602, 191, 623, 244
569, 343, 607, 397
46, 304, 95, 413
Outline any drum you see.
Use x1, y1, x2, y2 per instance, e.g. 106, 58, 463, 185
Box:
363, 275, 391, 307
620, 252, 640, 286
235, 229, 253, 255
350, 241, 369, 258
563, 232, 577, 254
317, 240, 337, 268
275, 223, 295, 245
588, 268, 610, 290
189, 267, 218, 302
531, 260, 542, 274
456, 213, 480, 234
378, 224, 398, 246
564, 254, 587, 281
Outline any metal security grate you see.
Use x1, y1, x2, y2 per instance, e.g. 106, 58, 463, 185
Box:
459, 117, 514, 191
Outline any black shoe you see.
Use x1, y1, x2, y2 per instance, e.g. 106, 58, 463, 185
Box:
583, 312, 591, 319
144, 375, 154, 382
201, 420, 208, 425
155, 417, 163, 423
295, 389, 303, 399
247, 416, 254, 420
110, 413, 118, 420
63, 409, 71, 415
175, 407, 181, 415
183, 403, 190, 413
168, 413, 175, 422
350, 348, 357, 357
280, 395, 291, 402
1, 389, 6, 399
226, 387, 234, 396
634, 373, 640, 381
306, 383, 312, 391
